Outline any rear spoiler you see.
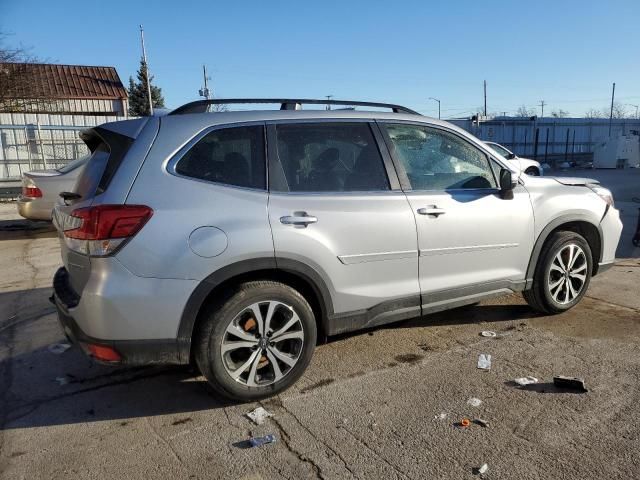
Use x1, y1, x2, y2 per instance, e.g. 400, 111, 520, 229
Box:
80, 117, 149, 153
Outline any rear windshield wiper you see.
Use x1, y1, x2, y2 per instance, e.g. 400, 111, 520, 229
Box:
59, 191, 82, 203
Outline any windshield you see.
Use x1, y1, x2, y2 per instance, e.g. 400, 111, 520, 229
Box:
486, 142, 512, 158
56, 155, 89, 174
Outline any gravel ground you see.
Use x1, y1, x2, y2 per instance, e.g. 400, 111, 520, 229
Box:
1, 169, 639, 479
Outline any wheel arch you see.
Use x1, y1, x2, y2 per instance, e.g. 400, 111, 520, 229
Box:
525, 215, 603, 288
176, 258, 334, 363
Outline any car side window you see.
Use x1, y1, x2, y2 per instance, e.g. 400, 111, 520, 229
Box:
272, 123, 390, 193
384, 124, 498, 191
175, 125, 266, 189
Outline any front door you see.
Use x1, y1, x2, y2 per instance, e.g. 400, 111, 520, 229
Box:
380, 122, 534, 307
267, 121, 420, 333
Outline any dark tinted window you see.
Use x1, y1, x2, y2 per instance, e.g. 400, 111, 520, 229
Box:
273, 123, 389, 192
384, 124, 497, 190
72, 144, 110, 202
176, 126, 265, 189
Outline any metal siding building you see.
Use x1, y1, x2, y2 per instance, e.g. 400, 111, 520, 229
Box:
449, 117, 640, 163
0, 63, 128, 116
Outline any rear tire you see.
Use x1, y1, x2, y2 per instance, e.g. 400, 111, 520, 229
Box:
524, 231, 592, 314
195, 281, 316, 401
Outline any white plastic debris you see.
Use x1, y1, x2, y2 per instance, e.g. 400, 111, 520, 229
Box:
480, 331, 497, 338
467, 397, 482, 407
55, 376, 70, 386
246, 407, 273, 425
434, 413, 448, 420
514, 376, 539, 386
48, 343, 71, 354
477, 354, 492, 370
476, 463, 489, 475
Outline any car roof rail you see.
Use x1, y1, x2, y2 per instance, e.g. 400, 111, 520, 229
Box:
168, 98, 420, 116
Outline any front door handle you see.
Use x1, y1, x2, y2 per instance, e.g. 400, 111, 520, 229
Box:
417, 206, 446, 217
280, 212, 318, 227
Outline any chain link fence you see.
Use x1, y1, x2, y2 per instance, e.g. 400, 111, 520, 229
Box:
0, 124, 90, 179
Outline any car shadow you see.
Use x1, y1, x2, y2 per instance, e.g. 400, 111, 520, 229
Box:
0, 218, 56, 241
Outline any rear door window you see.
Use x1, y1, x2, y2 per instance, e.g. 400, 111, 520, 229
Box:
72, 144, 110, 201
271, 122, 390, 192
175, 125, 266, 189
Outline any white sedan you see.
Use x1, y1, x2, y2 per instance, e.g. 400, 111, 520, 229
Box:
17, 156, 88, 220
485, 141, 543, 176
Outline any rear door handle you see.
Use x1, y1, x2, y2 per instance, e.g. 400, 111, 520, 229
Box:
417, 207, 446, 217
280, 212, 318, 226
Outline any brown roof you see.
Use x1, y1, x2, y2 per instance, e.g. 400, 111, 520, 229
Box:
1, 63, 128, 100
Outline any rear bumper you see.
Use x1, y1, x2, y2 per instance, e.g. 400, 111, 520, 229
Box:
17, 197, 54, 220
52, 267, 184, 365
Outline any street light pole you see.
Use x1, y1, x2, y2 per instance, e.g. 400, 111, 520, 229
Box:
429, 97, 441, 119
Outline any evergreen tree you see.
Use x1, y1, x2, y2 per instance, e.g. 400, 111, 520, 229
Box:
128, 58, 164, 116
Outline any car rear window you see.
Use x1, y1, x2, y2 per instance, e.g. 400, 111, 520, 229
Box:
72, 143, 110, 200
175, 125, 266, 190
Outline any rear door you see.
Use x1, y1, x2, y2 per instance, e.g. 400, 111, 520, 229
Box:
267, 121, 420, 333
379, 122, 534, 306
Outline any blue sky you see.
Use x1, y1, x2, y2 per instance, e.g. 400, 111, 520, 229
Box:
2, 0, 639, 117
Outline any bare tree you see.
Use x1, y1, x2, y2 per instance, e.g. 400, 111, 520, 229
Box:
550, 109, 570, 118
516, 105, 535, 117
0, 34, 42, 112
610, 102, 628, 119
584, 108, 604, 118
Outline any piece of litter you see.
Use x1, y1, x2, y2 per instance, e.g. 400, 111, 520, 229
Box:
474, 463, 489, 475
553, 375, 588, 392
55, 376, 69, 386
245, 407, 273, 425
480, 331, 496, 338
467, 397, 482, 407
434, 413, 448, 420
474, 418, 489, 428
477, 353, 492, 370
460, 418, 471, 427
514, 376, 539, 386
48, 343, 71, 355
249, 434, 276, 448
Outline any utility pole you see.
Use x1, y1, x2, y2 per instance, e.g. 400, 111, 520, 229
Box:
139, 25, 154, 116
539, 100, 546, 119
483, 80, 487, 117
325, 95, 333, 110
627, 104, 639, 119
429, 97, 441, 119
199, 65, 211, 99
608, 82, 615, 137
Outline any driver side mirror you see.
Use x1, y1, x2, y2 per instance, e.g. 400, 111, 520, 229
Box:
499, 168, 516, 192
506, 153, 516, 160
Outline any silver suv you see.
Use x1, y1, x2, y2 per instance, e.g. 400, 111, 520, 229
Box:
52, 99, 622, 401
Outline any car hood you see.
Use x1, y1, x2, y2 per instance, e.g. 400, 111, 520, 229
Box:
551, 177, 599, 186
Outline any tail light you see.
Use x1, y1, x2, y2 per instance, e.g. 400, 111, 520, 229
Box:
62, 205, 153, 256
22, 185, 43, 198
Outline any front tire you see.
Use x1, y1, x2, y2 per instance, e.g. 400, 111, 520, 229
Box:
524, 231, 592, 314
525, 167, 540, 176
195, 281, 317, 401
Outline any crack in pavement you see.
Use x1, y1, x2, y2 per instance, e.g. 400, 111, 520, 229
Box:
269, 415, 326, 480
276, 401, 359, 479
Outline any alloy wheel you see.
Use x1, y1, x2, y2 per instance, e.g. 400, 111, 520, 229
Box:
220, 300, 304, 387
547, 244, 588, 305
